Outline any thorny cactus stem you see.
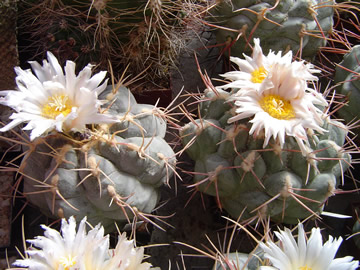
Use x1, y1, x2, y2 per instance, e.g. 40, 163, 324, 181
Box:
17, 0, 210, 87
178, 57, 356, 224
5, 84, 178, 233
205, 0, 360, 63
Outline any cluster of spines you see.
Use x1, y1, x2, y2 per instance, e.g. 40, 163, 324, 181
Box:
18, 0, 210, 89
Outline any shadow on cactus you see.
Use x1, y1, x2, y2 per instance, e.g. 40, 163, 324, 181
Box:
0, 52, 177, 233
351, 208, 360, 250
17, 0, 210, 90
334, 44, 360, 143
178, 38, 358, 225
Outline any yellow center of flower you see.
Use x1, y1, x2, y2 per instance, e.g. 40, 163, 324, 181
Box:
58, 255, 76, 270
42, 94, 72, 119
251, 66, 268, 83
299, 266, 312, 270
259, 94, 295, 120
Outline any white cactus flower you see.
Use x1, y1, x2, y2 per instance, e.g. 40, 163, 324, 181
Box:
259, 223, 359, 270
94, 233, 152, 270
220, 38, 319, 93
0, 52, 117, 140
225, 40, 328, 154
13, 216, 153, 270
13, 216, 96, 270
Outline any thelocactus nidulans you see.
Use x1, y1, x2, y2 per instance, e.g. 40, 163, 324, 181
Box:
20, 85, 176, 231
17, 0, 208, 86
208, 0, 334, 59
180, 39, 351, 224
0, 52, 176, 232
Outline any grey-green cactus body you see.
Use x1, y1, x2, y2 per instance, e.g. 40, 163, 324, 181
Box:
209, 0, 334, 59
334, 45, 360, 135
180, 88, 350, 224
213, 251, 262, 270
21, 86, 176, 231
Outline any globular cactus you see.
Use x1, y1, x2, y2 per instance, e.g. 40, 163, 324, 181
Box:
207, 0, 334, 59
20, 85, 176, 232
179, 39, 352, 224
334, 45, 360, 134
181, 102, 349, 223
18, 0, 207, 87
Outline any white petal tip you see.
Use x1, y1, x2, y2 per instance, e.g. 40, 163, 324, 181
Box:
321, 211, 352, 219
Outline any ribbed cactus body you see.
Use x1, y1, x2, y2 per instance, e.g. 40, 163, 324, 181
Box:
180, 88, 349, 224
334, 45, 360, 131
21, 86, 176, 231
209, 0, 334, 59
18, 0, 204, 83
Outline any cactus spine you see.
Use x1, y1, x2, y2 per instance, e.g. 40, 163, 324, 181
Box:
18, 0, 208, 88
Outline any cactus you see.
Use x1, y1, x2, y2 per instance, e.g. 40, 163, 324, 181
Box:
179, 39, 352, 224
207, 0, 334, 59
181, 107, 349, 223
334, 45, 360, 134
19, 85, 176, 232
17, 0, 207, 88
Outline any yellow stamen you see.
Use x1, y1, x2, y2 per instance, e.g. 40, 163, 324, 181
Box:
299, 266, 312, 270
42, 94, 72, 119
251, 66, 268, 83
58, 255, 76, 270
260, 94, 295, 120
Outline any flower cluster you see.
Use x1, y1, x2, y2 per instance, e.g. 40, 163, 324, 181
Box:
259, 223, 359, 270
0, 52, 118, 141
221, 39, 328, 154
13, 216, 152, 270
